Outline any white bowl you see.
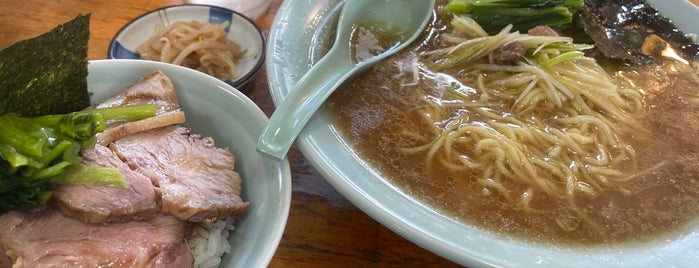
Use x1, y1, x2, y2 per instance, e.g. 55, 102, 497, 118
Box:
108, 4, 265, 88
266, 1, 699, 267
89, 59, 290, 268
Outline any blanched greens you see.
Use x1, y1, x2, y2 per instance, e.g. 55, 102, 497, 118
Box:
0, 104, 157, 211
445, 0, 583, 34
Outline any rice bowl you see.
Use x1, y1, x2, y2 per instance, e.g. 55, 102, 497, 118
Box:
88, 59, 291, 268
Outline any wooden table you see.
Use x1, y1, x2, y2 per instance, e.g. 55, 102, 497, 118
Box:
0, 0, 461, 267
3, 1, 699, 267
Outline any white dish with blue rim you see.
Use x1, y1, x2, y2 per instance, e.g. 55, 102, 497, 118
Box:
266, 0, 699, 267
108, 4, 265, 88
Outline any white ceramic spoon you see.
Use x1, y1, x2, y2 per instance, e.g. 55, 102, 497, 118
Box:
257, 0, 435, 160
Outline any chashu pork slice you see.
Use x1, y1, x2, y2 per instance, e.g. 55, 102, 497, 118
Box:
0, 205, 193, 268
95, 70, 186, 146
53, 144, 159, 223
111, 125, 249, 223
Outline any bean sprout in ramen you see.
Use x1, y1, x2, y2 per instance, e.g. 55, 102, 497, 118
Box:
137, 21, 245, 81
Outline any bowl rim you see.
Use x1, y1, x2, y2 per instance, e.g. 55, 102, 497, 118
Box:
107, 3, 266, 88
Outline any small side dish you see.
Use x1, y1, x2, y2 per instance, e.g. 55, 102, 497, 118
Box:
109, 4, 265, 88
137, 20, 246, 81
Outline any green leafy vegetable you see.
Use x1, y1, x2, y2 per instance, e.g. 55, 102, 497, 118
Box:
0, 14, 91, 117
0, 104, 157, 211
445, 0, 583, 35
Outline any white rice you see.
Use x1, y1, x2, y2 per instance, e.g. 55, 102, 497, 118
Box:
188, 216, 236, 268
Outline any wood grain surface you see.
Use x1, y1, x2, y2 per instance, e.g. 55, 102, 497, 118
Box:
1, 0, 697, 267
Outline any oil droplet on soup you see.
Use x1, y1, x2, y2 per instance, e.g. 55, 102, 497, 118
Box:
349, 21, 405, 63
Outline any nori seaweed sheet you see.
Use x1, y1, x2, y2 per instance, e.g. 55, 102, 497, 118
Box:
580, 0, 699, 65
0, 14, 91, 117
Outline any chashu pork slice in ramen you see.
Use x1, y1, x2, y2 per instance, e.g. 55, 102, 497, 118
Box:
0, 205, 193, 268
111, 125, 249, 223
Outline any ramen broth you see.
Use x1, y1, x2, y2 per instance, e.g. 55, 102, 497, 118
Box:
327, 10, 699, 244
350, 22, 406, 63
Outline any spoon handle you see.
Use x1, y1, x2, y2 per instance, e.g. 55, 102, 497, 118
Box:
257, 49, 353, 160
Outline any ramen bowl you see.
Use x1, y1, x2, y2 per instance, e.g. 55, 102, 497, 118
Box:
89, 59, 290, 267
266, 0, 699, 267
108, 4, 265, 88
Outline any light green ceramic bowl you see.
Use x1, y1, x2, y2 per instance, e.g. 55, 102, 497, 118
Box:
266, 0, 699, 267
88, 59, 291, 268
